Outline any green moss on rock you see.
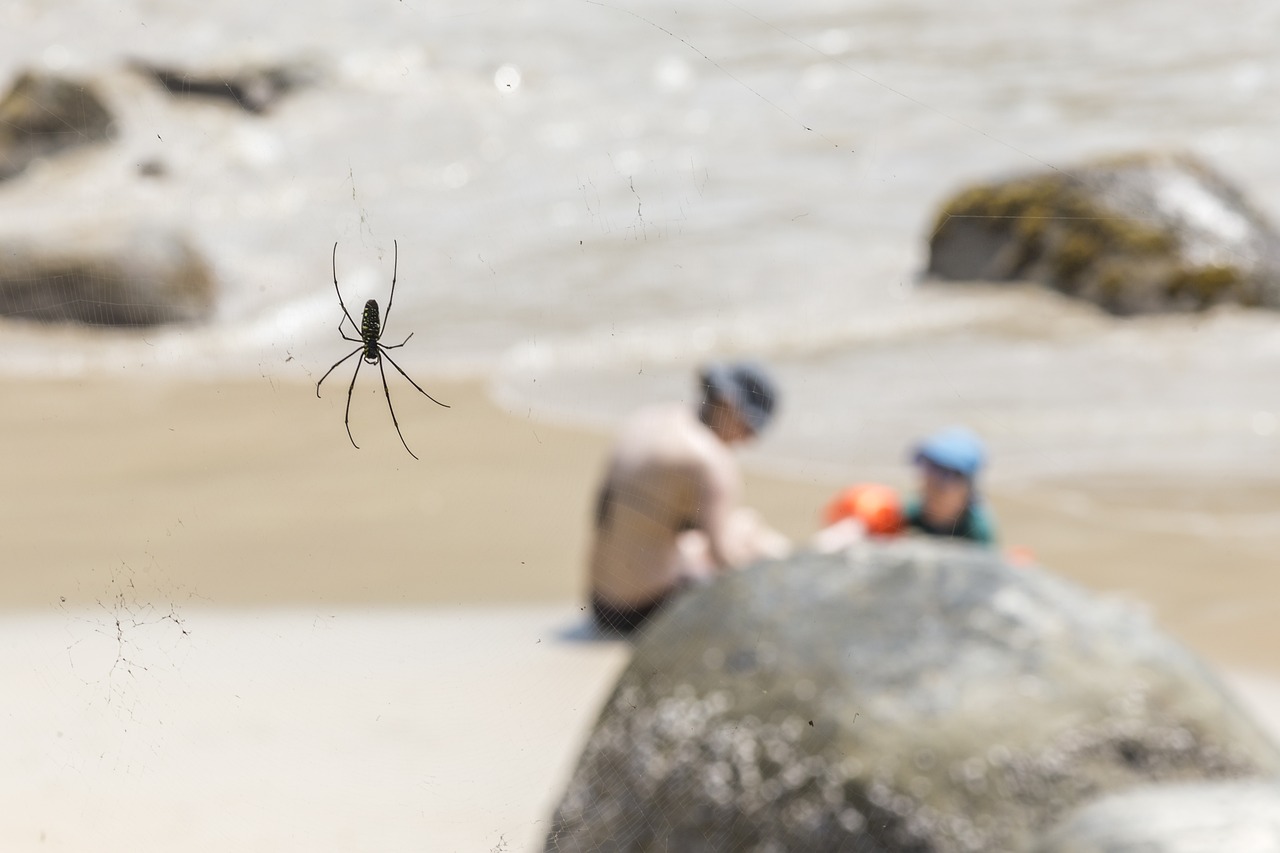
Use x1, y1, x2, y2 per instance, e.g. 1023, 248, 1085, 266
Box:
934, 176, 1173, 287
926, 153, 1280, 314
1166, 265, 1242, 308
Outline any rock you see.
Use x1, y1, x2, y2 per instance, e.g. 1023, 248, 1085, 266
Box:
925, 152, 1280, 314
1032, 780, 1280, 853
128, 58, 317, 114
0, 71, 116, 181
0, 226, 216, 326
545, 541, 1280, 852
136, 158, 167, 179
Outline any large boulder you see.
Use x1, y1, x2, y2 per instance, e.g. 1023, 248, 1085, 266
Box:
926, 152, 1280, 315
0, 71, 116, 182
0, 226, 216, 326
545, 542, 1280, 852
1032, 780, 1280, 852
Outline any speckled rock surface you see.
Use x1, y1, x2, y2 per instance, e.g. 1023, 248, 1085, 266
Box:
545, 541, 1280, 852
926, 152, 1280, 314
1032, 780, 1280, 853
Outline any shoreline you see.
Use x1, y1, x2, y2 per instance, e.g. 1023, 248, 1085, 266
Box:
1, 374, 1276, 675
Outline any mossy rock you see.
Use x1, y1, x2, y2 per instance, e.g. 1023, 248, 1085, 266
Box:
0, 71, 116, 181
0, 225, 216, 326
926, 152, 1280, 314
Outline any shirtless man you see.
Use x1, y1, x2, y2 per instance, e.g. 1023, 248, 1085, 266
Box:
587, 362, 790, 635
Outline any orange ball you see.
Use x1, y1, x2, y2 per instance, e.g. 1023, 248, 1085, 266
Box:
822, 483, 905, 536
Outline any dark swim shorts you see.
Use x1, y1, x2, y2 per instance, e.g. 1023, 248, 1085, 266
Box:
591, 581, 689, 636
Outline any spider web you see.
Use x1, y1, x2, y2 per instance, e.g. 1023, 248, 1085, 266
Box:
0, 0, 1279, 850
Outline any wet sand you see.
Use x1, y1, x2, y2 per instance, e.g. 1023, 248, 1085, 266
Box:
2, 374, 1276, 673
0, 375, 826, 610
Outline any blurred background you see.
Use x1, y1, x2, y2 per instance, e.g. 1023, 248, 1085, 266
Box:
1, 0, 1278, 850
2, 0, 1279, 485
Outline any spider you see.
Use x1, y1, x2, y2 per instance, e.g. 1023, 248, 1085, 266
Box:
316, 240, 448, 459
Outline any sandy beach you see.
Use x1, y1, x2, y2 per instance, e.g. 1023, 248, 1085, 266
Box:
3, 375, 1278, 667
0, 375, 831, 609
2, 374, 1279, 851
0, 605, 633, 852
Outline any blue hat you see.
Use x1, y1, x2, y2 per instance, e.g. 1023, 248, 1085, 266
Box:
700, 361, 779, 435
914, 426, 985, 478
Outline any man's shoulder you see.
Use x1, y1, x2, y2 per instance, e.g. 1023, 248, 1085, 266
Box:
615, 404, 733, 476
623, 404, 715, 447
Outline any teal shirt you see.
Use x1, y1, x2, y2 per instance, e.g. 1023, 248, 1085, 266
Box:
904, 497, 997, 546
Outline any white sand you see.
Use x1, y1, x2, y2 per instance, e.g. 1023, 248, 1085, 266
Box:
0, 606, 628, 853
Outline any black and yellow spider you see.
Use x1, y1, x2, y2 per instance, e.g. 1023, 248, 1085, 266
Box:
316, 240, 448, 459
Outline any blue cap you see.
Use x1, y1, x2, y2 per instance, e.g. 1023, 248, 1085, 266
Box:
700, 361, 779, 435
914, 426, 986, 478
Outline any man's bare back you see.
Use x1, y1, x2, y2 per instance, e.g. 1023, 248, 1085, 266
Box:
588, 400, 787, 614
589, 404, 730, 608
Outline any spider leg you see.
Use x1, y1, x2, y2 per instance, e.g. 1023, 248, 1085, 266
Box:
338, 315, 362, 342
381, 348, 450, 408
380, 239, 399, 338
380, 331, 414, 350
316, 347, 361, 398
377, 354, 418, 460
343, 355, 364, 450
332, 242, 360, 331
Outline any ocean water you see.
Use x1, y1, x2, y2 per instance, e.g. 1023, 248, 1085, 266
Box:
2, 0, 1280, 484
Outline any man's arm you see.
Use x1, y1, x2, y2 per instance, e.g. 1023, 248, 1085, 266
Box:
696, 452, 791, 569
696, 450, 744, 570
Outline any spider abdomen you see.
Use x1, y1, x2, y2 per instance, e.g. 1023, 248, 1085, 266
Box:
361, 299, 381, 361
